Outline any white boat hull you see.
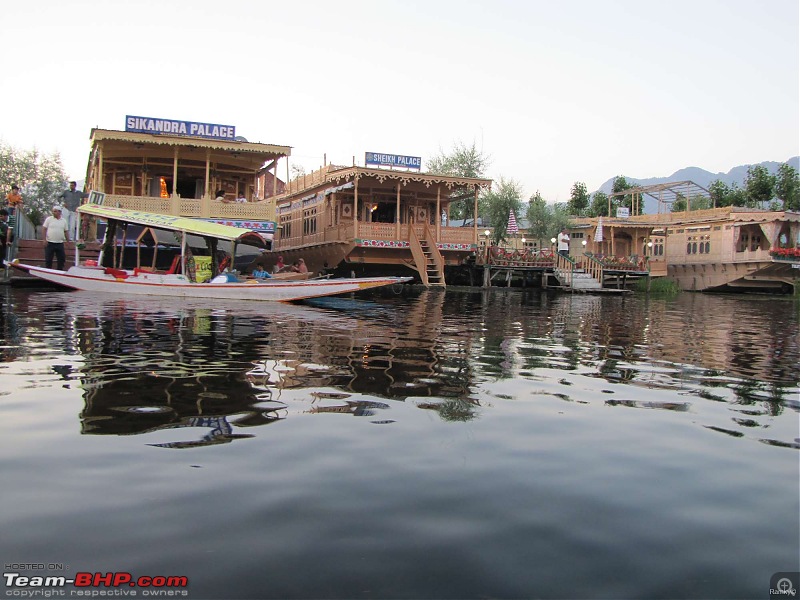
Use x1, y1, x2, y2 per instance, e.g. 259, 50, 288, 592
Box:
8, 263, 411, 302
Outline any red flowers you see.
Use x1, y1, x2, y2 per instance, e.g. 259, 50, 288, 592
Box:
770, 247, 800, 259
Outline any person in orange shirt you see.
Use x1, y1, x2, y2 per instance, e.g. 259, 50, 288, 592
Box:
5, 185, 23, 216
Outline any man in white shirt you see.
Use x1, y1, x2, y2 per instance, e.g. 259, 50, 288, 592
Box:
236, 192, 247, 203
557, 228, 570, 257
42, 206, 70, 270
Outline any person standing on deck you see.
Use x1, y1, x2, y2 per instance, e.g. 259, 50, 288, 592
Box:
57, 181, 88, 240
42, 206, 70, 270
558, 229, 570, 258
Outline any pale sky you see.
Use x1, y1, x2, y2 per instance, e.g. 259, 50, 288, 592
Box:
2, 0, 798, 202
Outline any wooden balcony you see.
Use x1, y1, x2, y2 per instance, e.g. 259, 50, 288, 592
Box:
99, 194, 276, 221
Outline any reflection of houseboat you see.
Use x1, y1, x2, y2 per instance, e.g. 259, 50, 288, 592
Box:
571, 202, 800, 292
262, 164, 492, 284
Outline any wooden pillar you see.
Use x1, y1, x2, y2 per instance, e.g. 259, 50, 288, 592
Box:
172, 147, 179, 197
204, 151, 211, 198
273, 157, 278, 197
473, 187, 479, 245
435, 186, 441, 242
395, 182, 401, 239
97, 144, 105, 193
353, 174, 359, 238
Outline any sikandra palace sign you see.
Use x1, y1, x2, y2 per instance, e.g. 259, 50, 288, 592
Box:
125, 115, 236, 140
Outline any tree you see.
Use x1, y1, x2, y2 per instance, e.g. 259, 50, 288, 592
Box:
612, 176, 640, 213
774, 162, 799, 211
708, 180, 731, 207
673, 194, 711, 212
588, 191, 612, 217
568, 181, 589, 216
426, 141, 491, 220
550, 203, 570, 236
0, 142, 67, 226
525, 191, 552, 247
481, 177, 523, 244
744, 165, 775, 208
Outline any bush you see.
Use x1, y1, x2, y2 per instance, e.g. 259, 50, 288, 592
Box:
634, 277, 680, 295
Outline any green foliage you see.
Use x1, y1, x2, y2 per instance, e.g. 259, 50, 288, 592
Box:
482, 177, 523, 244
672, 194, 711, 212
774, 162, 799, 211
612, 176, 636, 211
744, 164, 775, 207
588, 190, 613, 217
634, 277, 680, 295
525, 191, 552, 245
550, 202, 570, 235
568, 181, 589, 216
0, 142, 67, 226
426, 141, 491, 220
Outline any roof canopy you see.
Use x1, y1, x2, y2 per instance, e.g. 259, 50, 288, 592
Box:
79, 204, 269, 248
611, 180, 711, 205
89, 128, 291, 172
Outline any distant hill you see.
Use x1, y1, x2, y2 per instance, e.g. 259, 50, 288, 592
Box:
596, 156, 800, 214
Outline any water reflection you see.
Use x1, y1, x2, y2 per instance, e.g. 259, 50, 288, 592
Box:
1, 287, 798, 449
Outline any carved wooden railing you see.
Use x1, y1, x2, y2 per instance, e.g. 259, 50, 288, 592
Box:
99, 194, 277, 221
553, 252, 577, 286
423, 223, 445, 277
408, 224, 430, 285
582, 253, 606, 283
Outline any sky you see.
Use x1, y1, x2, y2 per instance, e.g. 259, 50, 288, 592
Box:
2, 0, 798, 202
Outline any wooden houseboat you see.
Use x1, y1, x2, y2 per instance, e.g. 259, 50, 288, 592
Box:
569, 202, 800, 293
261, 164, 493, 284
84, 118, 291, 228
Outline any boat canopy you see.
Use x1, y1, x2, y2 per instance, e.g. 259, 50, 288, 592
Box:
78, 204, 269, 249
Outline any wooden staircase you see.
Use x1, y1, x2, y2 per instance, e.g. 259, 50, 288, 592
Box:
552, 253, 602, 291
409, 225, 445, 287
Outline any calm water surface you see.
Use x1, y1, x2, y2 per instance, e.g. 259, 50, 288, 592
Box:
1, 286, 798, 599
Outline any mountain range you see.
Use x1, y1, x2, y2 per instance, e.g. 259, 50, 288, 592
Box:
596, 156, 800, 214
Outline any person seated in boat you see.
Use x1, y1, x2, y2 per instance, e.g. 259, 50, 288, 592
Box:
235, 192, 247, 203
273, 255, 286, 273
290, 258, 308, 273
251, 265, 272, 279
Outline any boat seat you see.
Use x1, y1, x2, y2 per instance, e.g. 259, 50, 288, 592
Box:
133, 267, 165, 276
104, 267, 129, 279
165, 255, 182, 275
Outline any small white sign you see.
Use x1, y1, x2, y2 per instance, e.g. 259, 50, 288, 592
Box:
616, 207, 630, 218
792, 263, 800, 269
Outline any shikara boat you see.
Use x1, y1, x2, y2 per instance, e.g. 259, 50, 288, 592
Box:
6, 204, 411, 302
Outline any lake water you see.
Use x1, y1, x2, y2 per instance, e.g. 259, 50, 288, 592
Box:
1, 286, 798, 599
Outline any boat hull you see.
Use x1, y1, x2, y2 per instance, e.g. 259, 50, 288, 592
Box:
7, 263, 411, 302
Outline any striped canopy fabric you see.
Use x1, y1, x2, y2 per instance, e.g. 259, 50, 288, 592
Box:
594, 217, 604, 242
507, 210, 519, 235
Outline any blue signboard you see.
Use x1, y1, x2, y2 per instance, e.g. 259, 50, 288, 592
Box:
365, 152, 422, 170
125, 115, 236, 140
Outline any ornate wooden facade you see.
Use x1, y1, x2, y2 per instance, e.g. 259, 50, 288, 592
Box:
264, 165, 493, 284
569, 207, 800, 292
84, 129, 291, 221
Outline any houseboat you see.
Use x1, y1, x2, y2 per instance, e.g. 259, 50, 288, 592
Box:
83, 116, 291, 233
569, 191, 800, 293
261, 162, 493, 284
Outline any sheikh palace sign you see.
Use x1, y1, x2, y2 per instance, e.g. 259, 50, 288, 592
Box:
365, 152, 422, 170
125, 115, 236, 140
